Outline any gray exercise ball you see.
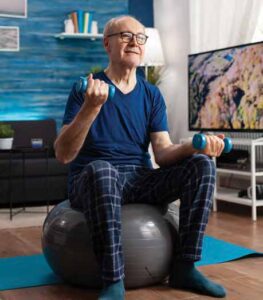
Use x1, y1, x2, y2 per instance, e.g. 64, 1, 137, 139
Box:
42, 200, 177, 288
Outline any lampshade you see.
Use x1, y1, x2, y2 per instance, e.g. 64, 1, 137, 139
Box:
141, 28, 165, 66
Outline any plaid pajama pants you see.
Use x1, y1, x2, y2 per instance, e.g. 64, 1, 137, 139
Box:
69, 154, 216, 283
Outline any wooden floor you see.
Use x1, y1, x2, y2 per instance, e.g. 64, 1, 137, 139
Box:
0, 202, 263, 300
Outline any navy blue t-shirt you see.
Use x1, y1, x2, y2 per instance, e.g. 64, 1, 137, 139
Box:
63, 72, 168, 190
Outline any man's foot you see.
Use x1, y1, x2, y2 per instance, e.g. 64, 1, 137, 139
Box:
169, 261, 226, 298
98, 279, 125, 300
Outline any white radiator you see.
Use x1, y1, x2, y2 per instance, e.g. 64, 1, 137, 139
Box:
225, 132, 263, 164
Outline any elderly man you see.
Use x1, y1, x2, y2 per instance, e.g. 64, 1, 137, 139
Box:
54, 15, 226, 300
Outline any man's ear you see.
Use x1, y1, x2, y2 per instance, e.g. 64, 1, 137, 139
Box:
103, 37, 110, 53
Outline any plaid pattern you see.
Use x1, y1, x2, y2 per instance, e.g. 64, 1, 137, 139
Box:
70, 154, 216, 282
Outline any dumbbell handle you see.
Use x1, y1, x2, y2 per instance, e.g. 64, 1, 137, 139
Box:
76, 76, 115, 100
193, 134, 232, 153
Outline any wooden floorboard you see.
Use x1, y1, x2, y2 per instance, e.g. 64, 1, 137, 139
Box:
0, 203, 263, 299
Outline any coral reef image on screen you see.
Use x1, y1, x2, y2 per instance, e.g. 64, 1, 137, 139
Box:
189, 42, 263, 131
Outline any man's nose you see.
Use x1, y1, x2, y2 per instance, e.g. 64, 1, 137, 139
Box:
129, 35, 138, 45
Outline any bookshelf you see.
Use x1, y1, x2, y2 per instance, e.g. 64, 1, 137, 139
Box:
55, 33, 103, 40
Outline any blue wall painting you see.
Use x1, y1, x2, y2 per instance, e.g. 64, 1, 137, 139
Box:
0, 0, 127, 127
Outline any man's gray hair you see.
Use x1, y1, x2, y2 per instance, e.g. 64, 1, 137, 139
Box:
103, 15, 145, 37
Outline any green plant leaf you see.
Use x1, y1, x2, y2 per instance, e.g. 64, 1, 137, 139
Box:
0, 124, 14, 138
146, 66, 163, 86
86, 65, 104, 76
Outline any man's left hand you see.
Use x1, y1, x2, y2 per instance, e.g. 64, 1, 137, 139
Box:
200, 134, 225, 157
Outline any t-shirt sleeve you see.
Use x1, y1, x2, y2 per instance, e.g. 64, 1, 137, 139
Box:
62, 83, 84, 125
149, 87, 169, 132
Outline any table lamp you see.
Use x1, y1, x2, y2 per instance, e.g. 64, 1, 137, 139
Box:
141, 27, 165, 80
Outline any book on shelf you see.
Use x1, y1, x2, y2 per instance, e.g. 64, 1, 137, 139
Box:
69, 10, 95, 34
70, 11, 78, 33
77, 10, 84, 33
84, 12, 89, 34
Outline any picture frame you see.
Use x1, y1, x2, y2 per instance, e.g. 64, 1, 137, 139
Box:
0, 0, 27, 18
0, 26, 20, 52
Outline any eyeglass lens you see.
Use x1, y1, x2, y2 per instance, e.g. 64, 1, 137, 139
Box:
121, 32, 147, 45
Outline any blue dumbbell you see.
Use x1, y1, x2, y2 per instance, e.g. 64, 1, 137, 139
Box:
193, 133, 232, 153
76, 76, 115, 100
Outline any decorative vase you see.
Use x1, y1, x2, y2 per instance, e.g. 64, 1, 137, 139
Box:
64, 19, 75, 34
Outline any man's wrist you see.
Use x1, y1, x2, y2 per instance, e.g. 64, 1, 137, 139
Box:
79, 104, 101, 118
184, 141, 199, 155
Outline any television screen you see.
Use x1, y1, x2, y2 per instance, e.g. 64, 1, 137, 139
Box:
188, 41, 263, 132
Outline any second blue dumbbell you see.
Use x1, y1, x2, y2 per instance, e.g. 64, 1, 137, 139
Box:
193, 133, 232, 153
76, 76, 115, 100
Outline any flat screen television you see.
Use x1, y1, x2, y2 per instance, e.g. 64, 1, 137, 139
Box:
188, 40, 263, 132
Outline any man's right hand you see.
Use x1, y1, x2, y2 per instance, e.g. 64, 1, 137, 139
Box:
84, 73, 109, 111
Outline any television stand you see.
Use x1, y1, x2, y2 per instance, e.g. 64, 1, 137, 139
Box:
215, 137, 263, 221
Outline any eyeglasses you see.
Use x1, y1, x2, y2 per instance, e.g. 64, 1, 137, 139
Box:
106, 31, 148, 45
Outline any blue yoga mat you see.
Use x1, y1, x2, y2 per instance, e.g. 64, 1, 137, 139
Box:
0, 236, 262, 291
196, 236, 263, 266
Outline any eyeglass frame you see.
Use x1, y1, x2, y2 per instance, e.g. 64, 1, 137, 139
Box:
106, 31, 149, 45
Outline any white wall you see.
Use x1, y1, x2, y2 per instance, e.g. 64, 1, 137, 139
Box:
153, 0, 190, 143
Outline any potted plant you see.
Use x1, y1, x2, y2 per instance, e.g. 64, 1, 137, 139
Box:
85, 65, 103, 76
0, 123, 14, 150
147, 66, 163, 86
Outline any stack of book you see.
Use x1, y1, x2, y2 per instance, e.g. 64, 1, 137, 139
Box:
70, 10, 95, 34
